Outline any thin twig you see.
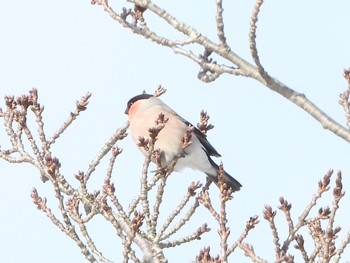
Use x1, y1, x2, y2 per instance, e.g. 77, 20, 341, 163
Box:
263, 205, 281, 255
84, 122, 128, 183
228, 216, 259, 255
31, 188, 97, 262
47, 92, 91, 148
160, 223, 210, 248
249, 0, 265, 74
215, 0, 227, 45
239, 243, 268, 263
160, 180, 211, 241
156, 181, 202, 241
67, 197, 113, 263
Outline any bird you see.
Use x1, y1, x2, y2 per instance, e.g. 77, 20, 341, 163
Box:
125, 93, 242, 192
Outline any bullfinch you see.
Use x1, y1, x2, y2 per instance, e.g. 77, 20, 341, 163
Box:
125, 93, 242, 192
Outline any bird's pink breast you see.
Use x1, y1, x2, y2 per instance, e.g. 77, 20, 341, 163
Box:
129, 104, 185, 166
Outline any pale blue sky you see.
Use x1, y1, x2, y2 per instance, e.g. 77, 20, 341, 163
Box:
1, 0, 350, 262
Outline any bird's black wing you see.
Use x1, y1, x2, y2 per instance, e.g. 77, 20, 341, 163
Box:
184, 120, 221, 157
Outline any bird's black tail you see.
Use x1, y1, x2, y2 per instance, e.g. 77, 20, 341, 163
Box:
206, 158, 242, 192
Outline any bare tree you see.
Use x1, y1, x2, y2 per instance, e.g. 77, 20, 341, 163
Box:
90, 0, 350, 142
1, 87, 349, 262
1, 0, 350, 262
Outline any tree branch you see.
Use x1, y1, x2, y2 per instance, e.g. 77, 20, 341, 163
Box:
91, 0, 350, 143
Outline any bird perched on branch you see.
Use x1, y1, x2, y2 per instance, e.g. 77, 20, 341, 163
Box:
125, 93, 242, 192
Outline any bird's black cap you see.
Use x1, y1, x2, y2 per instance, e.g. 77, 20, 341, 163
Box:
125, 93, 153, 114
